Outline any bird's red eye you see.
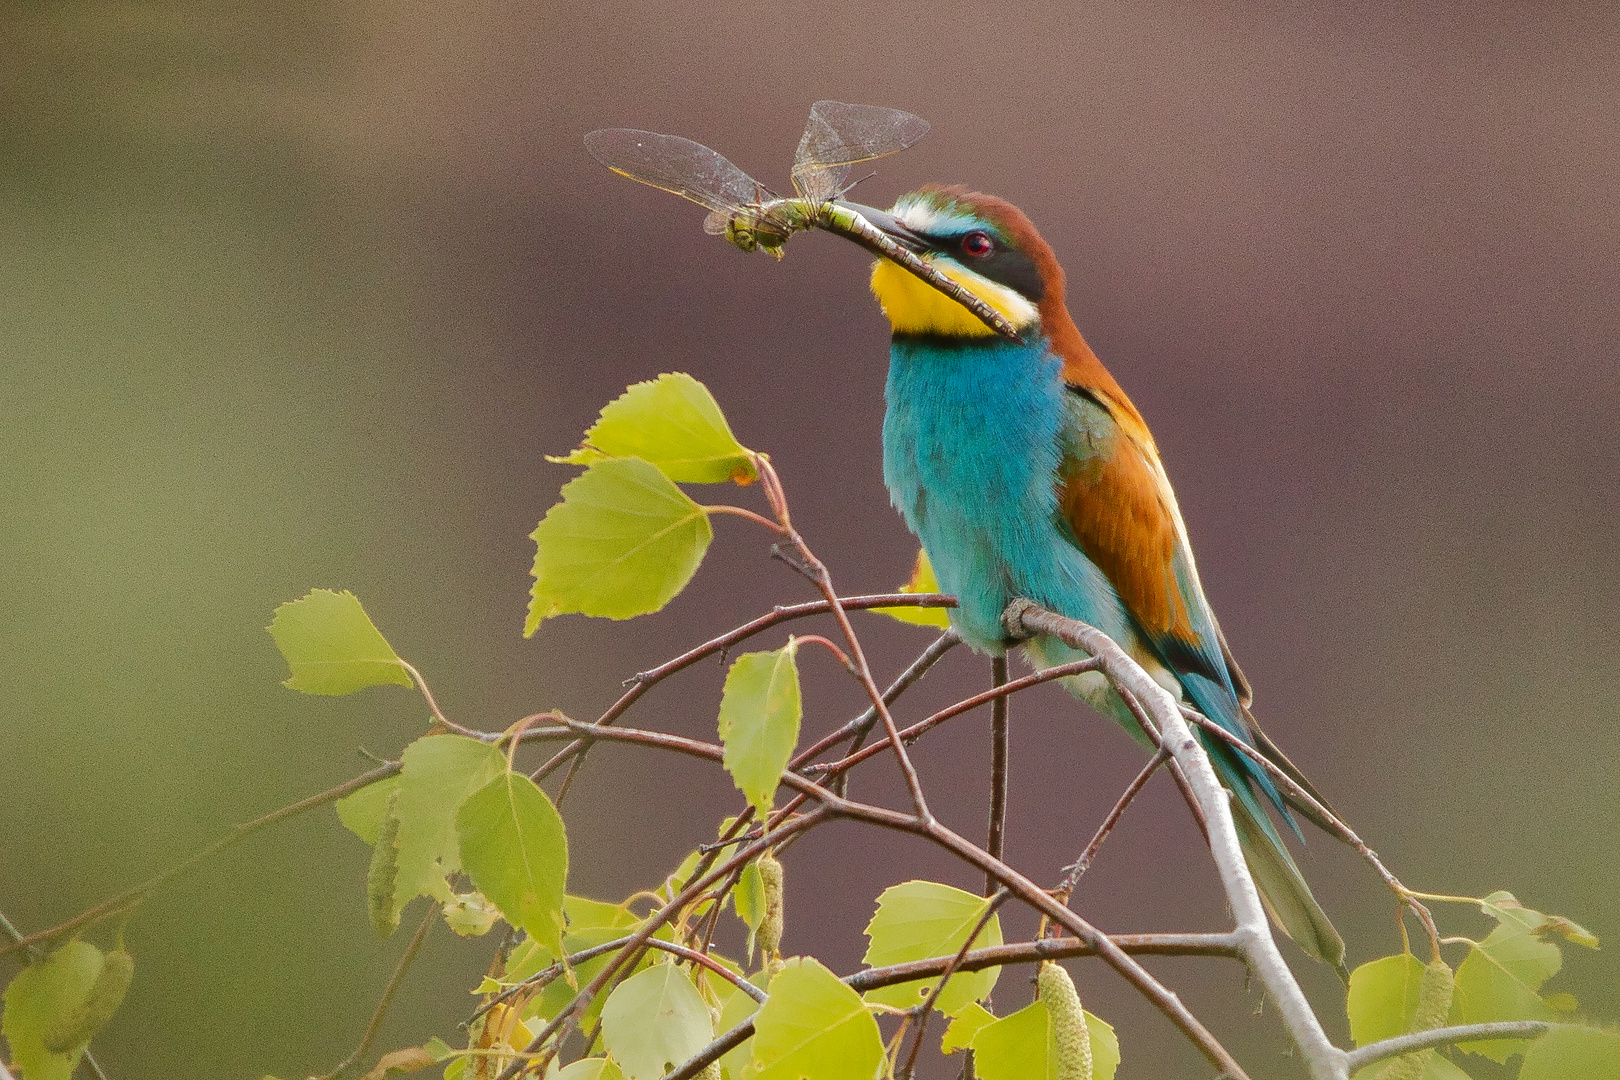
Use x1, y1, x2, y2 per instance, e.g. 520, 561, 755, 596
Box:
961, 231, 994, 257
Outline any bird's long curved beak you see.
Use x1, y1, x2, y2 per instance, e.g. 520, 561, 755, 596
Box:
831, 201, 928, 253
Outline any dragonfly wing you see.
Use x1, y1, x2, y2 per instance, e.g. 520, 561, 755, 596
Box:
584, 129, 766, 216
791, 101, 929, 201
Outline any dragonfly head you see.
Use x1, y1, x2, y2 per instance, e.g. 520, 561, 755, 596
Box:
842, 187, 1060, 340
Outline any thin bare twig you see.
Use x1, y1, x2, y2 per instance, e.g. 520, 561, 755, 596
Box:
797, 630, 957, 797
1111, 684, 1210, 843
0, 763, 401, 961
317, 904, 436, 1080
1054, 747, 1171, 906
807, 658, 1102, 779
985, 656, 1010, 896
899, 889, 1009, 1079
1344, 1021, 1555, 1070
530, 592, 954, 787
757, 459, 932, 821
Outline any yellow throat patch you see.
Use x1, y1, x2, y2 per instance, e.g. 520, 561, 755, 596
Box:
870, 257, 1038, 338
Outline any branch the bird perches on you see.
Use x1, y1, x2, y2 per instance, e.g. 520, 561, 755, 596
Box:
1001, 599, 1350, 1080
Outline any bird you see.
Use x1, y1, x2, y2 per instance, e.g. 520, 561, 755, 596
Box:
838, 185, 1345, 970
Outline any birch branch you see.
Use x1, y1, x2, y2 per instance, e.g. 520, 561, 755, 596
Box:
1002, 599, 1351, 1080
1345, 1021, 1555, 1071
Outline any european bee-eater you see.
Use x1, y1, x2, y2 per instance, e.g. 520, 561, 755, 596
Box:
842, 186, 1345, 969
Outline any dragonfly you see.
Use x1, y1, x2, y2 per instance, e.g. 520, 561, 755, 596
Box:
583, 101, 1024, 343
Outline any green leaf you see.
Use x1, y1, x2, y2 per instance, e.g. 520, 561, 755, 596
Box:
1518, 1025, 1620, 1080
1088, 1011, 1121, 1080
872, 549, 952, 629
1452, 895, 1567, 1063
717, 643, 802, 816
549, 372, 758, 485
1348, 953, 1427, 1046
457, 770, 569, 955
1480, 892, 1600, 950
558, 1059, 627, 1080
567, 894, 641, 931
40, 949, 132, 1055
940, 1002, 995, 1054
971, 1000, 1049, 1080
716, 979, 762, 1080
442, 891, 501, 937
526, 457, 714, 634
861, 881, 1003, 1016
2, 940, 103, 1080
734, 861, 766, 959
742, 957, 884, 1080
599, 963, 714, 1080
337, 775, 402, 846
966, 1001, 1118, 1080
267, 589, 414, 695
391, 735, 506, 911
734, 861, 766, 930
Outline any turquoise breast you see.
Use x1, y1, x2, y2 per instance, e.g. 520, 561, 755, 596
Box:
881, 335, 1125, 652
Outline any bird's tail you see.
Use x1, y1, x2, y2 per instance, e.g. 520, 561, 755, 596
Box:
1027, 637, 1345, 970
1183, 674, 1347, 973
1228, 787, 1347, 975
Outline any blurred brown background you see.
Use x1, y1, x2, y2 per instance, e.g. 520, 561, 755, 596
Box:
2, 2, 1616, 1077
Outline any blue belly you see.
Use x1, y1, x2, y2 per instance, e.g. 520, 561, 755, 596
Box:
882, 336, 1132, 654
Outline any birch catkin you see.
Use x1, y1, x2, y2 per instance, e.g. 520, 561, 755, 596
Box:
1376, 959, 1455, 1080
1037, 960, 1092, 1080
366, 790, 403, 936
757, 850, 785, 958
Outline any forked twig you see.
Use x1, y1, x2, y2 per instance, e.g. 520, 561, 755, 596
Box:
754, 456, 934, 821
530, 592, 954, 791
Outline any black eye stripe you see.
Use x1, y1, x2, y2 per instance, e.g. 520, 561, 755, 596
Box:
910, 227, 1046, 303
